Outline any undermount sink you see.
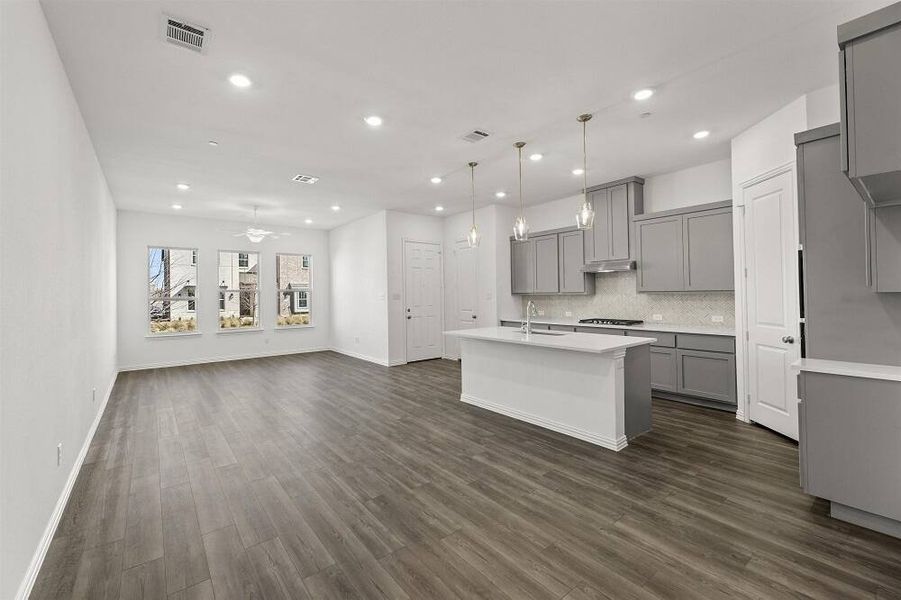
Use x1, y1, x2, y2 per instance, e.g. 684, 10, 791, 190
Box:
525, 330, 568, 336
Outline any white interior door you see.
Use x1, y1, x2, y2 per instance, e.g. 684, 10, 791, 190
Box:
405, 240, 442, 362
447, 239, 479, 358
743, 169, 801, 440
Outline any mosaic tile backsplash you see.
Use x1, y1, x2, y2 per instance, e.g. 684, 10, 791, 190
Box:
520, 271, 735, 327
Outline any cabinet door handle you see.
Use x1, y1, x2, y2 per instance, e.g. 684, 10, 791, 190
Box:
781, 335, 795, 344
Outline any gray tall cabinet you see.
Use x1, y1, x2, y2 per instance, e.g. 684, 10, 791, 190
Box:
796, 123, 901, 539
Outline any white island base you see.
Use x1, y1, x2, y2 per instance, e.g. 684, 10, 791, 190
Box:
446, 327, 655, 451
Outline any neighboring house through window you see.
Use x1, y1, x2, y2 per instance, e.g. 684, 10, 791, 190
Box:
219, 250, 259, 329
148, 246, 198, 335
276, 253, 312, 326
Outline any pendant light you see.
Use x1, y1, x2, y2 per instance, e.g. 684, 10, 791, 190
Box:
575, 113, 595, 230
466, 161, 480, 247
512, 141, 529, 241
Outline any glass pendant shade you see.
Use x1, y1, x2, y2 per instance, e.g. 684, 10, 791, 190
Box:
575, 200, 595, 230
513, 216, 529, 241
467, 224, 480, 247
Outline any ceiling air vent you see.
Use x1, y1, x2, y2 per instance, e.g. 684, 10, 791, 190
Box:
460, 129, 490, 143
163, 16, 209, 53
292, 174, 320, 185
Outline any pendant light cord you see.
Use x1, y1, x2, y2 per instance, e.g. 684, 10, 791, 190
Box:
517, 144, 524, 215
582, 119, 589, 202
470, 162, 476, 226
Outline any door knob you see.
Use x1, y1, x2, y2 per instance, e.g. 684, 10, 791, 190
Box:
406, 316, 411, 320
781, 335, 795, 344
472, 315, 477, 319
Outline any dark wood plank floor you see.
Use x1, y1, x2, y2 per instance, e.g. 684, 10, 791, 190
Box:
30, 351, 901, 599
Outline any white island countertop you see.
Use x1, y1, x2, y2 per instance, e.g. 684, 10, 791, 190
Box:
445, 326, 656, 354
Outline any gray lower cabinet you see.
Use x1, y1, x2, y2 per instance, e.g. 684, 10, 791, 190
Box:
533, 234, 559, 293
635, 201, 734, 292
649, 347, 677, 392
675, 349, 737, 405
511, 240, 533, 294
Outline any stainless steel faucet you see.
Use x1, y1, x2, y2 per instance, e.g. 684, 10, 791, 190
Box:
521, 300, 538, 334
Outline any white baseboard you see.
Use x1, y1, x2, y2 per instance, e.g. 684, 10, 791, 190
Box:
328, 347, 391, 367
118, 346, 330, 372
15, 372, 118, 600
460, 393, 628, 451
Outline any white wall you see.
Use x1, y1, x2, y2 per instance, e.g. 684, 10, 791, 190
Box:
805, 84, 841, 129
386, 211, 443, 365
329, 211, 389, 364
117, 211, 330, 370
643, 159, 733, 212
0, 2, 118, 597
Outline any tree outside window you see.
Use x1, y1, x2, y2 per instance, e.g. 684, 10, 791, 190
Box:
148, 247, 197, 334
219, 250, 259, 329
276, 254, 312, 327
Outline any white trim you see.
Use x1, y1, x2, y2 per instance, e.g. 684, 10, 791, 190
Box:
216, 327, 263, 334
274, 324, 315, 331
144, 331, 202, 339
329, 347, 391, 367
460, 393, 628, 451
119, 346, 330, 372
14, 372, 118, 600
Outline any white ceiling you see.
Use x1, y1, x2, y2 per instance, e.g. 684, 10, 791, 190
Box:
41, 0, 889, 230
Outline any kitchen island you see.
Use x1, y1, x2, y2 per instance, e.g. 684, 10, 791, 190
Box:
444, 326, 656, 451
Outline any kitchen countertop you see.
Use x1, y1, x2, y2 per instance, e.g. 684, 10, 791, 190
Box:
792, 358, 901, 382
498, 316, 735, 337
444, 326, 656, 355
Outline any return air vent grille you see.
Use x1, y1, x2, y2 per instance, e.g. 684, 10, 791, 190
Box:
292, 174, 320, 184
461, 129, 490, 143
164, 16, 208, 53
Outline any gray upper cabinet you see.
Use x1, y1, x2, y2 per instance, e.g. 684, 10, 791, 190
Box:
533, 234, 559, 293
583, 178, 644, 265
839, 4, 901, 207
636, 215, 684, 292
635, 201, 734, 292
511, 239, 533, 294
510, 229, 593, 295
559, 230, 592, 294
683, 208, 735, 291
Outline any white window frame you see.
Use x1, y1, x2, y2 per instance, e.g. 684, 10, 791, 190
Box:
276, 253, 313, 328
147, 246, 199, 336
218, 249, 261, 332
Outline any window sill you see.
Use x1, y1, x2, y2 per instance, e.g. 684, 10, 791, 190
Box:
217, 327, 264, 334
275, 324, 315, 330
145, 331, 202, 339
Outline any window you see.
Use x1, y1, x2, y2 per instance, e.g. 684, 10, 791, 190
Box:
218, 250, 259, 329
276, 254, 312, 326
148, 247, 197, 335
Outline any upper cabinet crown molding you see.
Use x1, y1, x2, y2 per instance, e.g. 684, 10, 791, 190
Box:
839, 4, 901, 208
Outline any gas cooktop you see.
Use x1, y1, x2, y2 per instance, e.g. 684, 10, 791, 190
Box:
578, 318, 644, 326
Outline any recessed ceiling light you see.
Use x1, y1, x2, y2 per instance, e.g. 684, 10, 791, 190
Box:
228, 73, 252, 88
208, 140, 219, 147
364, 115, 383, 127
529, 153, 543, 161
171, 204, 182, 210
430, 176, 442, 184
693, 130, 710, 139
331, 205, 341, 211
435, 206, 444, 212
572, 168, 584, 175
633, 88, 654, 101
305, 218, 313, 224
495, 191, 507, 198
176, 183, 190, 191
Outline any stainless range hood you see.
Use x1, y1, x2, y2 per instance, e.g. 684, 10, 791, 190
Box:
580, 259, 636, 273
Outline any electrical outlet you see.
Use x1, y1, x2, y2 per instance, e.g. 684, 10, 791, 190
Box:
92, 387, 96, 403
711, 315, 724, 323
652, 314, 663, 321
537, 310, 545, 316
564, 311, 573, 317
354, 336, 360, 344
57, 443, 62, 467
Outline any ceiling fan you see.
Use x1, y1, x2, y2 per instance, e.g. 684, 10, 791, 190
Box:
227, 206, 291, 243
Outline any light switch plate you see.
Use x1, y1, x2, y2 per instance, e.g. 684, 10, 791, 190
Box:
537, 310, 545, 316
711, 315, 724, 323
564, 311, 573, 317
